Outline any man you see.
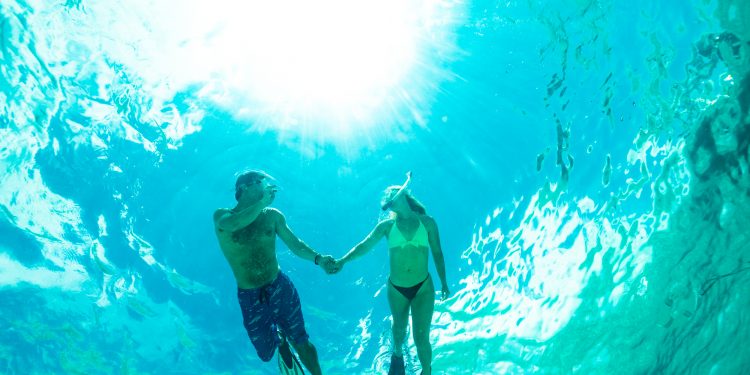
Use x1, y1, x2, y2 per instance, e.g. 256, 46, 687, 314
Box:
213, 170, 338, 375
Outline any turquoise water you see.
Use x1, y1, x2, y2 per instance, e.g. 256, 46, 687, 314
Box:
1, 0, 749, 374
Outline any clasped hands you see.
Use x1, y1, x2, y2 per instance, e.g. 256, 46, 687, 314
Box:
316, 255, 344, 274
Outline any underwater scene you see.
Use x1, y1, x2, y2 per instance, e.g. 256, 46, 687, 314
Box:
1, 0, 749, 374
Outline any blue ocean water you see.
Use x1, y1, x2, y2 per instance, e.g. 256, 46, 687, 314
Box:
1, 0, 748, 374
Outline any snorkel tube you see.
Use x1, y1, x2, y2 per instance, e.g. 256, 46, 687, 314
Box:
381, 171, 412, 210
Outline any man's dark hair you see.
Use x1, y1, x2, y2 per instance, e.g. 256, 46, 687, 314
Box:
235, 170, 271, 201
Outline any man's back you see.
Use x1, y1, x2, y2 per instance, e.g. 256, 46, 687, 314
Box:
214, 208, 281, 289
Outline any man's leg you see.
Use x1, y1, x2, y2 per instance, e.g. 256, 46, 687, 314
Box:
238, 288, 278, 362
410, 277, 435, 375
275, 273, 321, 374
290, 339, 322, 375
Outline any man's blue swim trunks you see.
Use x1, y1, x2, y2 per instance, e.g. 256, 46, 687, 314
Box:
237, 271, 309, 362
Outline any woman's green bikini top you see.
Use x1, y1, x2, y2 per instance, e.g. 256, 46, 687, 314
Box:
387, 219, 429, 248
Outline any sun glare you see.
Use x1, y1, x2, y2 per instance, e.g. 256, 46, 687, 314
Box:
241, 1, 416, 105
200, 1, 457, 143
117, 0, 461, 148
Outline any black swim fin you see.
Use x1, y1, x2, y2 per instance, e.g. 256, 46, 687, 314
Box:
388, 354, 405, 375
278, 337, 305, 375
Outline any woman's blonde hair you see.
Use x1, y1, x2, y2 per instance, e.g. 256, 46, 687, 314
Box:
381, 185, 427, 217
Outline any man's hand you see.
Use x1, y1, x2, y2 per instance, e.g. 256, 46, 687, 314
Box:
318, 255, 341, 274
259, 185, 276, 208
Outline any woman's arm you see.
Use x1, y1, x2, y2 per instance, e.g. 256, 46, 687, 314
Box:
339, 220, 390, 266
425, 216, 450, 299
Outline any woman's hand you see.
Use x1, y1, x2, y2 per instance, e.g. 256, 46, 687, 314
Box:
403, 171, 412, 188
440, 284, 451, 301
383, 171, 413, 209
330, 258, 345, 274
319, 255, 340, 274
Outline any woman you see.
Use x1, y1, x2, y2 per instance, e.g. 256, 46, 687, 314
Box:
336, 173, 450, 375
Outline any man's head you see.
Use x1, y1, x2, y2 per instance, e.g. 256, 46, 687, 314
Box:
234, 170, 274, 202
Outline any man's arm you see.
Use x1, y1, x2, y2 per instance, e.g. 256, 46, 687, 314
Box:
273, 209, 323, 264
425, 216, 450, 299
214, 188, 272, 232
214, 204, 264, 233
339, 220, 389, 266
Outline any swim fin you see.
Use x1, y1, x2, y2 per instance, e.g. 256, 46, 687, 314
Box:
388, 354, 405, 375
278, 336, 305, 375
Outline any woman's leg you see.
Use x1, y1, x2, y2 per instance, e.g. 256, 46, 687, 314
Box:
387, 281, 412, 356
410, 276, 435, 375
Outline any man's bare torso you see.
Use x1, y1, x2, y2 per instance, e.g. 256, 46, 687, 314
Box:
214, 209, 280, 289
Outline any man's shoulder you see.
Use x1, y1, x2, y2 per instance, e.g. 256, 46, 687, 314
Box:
262, 207, 284, 221
263, 207, 282, 215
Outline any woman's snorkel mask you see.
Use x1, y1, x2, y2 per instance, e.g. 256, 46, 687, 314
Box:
381, 171, 412, 211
